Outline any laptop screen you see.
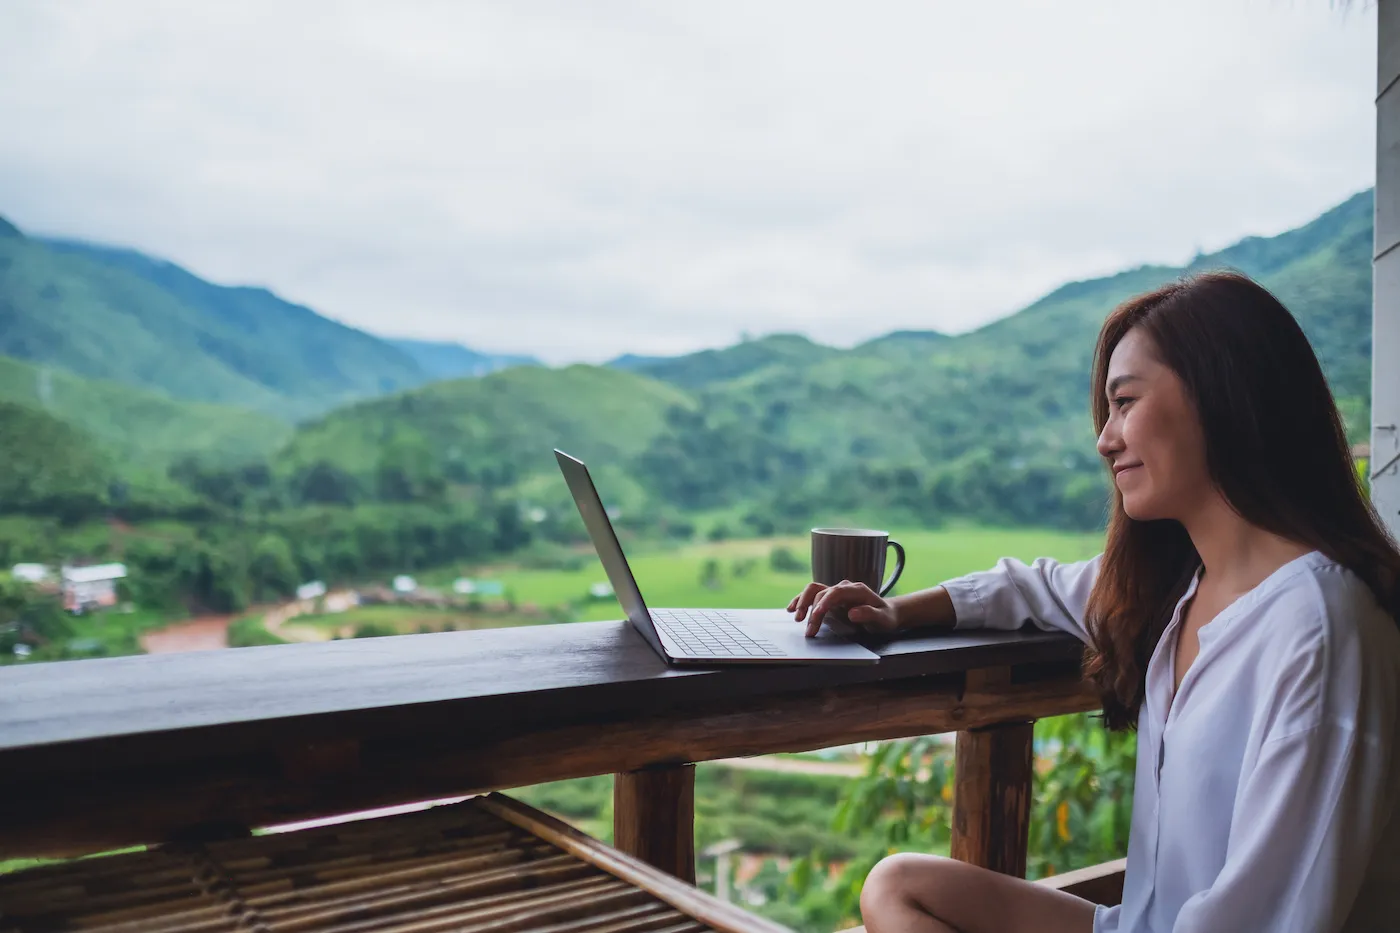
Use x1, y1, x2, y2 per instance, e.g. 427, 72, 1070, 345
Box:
553, 450, 666, 658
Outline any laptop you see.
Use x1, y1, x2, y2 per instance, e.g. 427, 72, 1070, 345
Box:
554, 449, 880, 666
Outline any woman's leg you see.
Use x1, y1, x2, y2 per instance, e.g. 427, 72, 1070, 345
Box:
860, 854, 1097, 933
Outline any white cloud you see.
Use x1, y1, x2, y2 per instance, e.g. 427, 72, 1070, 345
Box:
0, 0, 1377, 363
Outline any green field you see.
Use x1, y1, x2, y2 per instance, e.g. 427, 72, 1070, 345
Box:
296, 603, 556, 633
427, 524, 1103, 623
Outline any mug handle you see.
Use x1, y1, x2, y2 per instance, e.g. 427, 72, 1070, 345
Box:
879, 540, 905, 597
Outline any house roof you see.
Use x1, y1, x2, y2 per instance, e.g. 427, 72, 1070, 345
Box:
62, 563, 128, 584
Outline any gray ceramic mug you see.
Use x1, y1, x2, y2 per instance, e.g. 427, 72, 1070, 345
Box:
810, 528, 906, 600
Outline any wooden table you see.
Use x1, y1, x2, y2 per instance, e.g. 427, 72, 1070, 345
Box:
0, 619, 1097, 878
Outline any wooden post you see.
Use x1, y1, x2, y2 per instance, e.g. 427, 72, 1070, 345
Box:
614, 764, 696, 882
951, 667, 1035, 876
1376, 0, 1400, 541
951, 722, 1035, 876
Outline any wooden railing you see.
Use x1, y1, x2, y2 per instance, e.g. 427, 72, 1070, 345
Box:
0, 619, 1109, 898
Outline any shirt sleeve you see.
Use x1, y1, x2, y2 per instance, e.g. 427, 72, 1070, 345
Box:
1170, 603, 1399, 933
940, 554, 1100, 646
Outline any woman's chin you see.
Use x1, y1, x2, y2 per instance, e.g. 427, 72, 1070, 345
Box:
1120, 494, 1164, 522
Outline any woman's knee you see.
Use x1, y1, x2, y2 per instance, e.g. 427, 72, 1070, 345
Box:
860, 852, 957, 921
863, 853, 1096, 933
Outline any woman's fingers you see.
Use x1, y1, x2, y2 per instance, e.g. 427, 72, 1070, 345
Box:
806, 577, 879, 636
845, 600, 897, 632
806, 580, 878, 636
847, 604, 876, 623
788, 582, 827, 621
792, 581, 889, 635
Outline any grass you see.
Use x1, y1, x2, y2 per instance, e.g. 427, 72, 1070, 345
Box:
12, 605, 179, 662
292, 603, 560, 635
427, 524, 1103, 623
227, 614, 288, 648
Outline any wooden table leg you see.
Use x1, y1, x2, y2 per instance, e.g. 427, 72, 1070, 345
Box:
951, 720, 1035, 876
613, 764, 696, 882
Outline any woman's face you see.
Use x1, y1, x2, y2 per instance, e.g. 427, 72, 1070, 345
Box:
1096, 328, 1213, 522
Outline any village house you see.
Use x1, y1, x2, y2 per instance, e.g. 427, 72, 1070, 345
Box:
10, 564, 51, 586
60, 563, 126, 613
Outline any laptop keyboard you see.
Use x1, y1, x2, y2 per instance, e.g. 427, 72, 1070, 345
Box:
651, 609, 785, 658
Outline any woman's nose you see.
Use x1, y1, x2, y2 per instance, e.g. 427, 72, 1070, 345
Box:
1096, 419, 1122, 459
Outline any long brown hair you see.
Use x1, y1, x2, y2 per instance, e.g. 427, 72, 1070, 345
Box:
1083, 271, 1400, 730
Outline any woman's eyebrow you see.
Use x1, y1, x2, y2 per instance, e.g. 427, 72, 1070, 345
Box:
1106, 374, 1141, 395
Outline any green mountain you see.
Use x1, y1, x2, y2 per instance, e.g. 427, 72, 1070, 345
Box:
1189, 192, 1372, 405
0, 355, 291, 467
0, 228, 429, 417
387, 338, 538, 379
688, 191, 1373, 526
852, 329, 951, 364
0, 400, 113, 521
608, 334, 840, 389
270, 189, 1373, 532
278, 364, 695, 507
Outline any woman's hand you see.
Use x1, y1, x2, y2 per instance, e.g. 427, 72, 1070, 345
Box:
787, 580, 901, 637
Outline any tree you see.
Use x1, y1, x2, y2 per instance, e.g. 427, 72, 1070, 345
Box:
0, 573, 69, 661
769, 546, 807, 574
787, 713, 1137, 927
250, 533, 300, 600
375, 436, 445, 503
700, 558, 723, 590
295, 461, 360, 505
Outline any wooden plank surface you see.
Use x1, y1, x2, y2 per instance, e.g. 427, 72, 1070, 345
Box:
1036, 858, 1127, 906
0, 666, 1095, 859
0, 619, 1089, 858
0, 621, 1081, 753
614, 765, 697, 882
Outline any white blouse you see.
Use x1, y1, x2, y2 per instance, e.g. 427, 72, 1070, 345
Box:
943, 550, 1400, 933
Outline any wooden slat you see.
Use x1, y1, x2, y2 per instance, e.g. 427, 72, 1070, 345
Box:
0, 670, 1096, 859
1036, 858, 1127, 906
0, 849, 236, 933
479, 794, 795, 933
614, 765, 696, 882
950, 671, 1036, 877
275, 877, 624, 933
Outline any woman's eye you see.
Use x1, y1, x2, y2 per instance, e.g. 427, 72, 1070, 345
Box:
1113, 396, 1134, 409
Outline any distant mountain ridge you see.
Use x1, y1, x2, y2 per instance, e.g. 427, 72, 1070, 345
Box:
387, 338, 538, 379
26, 235, 426, 417
0, 224, 533, 420
607, 333, 839, 389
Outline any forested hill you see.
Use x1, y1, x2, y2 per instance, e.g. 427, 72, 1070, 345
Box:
0, 226, 529, 418
269, 189, 1373, 531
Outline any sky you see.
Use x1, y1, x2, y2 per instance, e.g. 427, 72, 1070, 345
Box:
0, 1, 1379, 364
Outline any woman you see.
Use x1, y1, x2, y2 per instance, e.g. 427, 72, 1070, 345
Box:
787, 272, 1400, 933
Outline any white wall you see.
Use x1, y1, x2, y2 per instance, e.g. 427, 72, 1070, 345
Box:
1375, 0, 1400, 539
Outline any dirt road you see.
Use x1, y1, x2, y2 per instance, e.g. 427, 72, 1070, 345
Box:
139, 615, 232, 653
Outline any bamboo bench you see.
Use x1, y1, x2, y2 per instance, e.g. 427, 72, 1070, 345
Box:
0, 794, 790, 933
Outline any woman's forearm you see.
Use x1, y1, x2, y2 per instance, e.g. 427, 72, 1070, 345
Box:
889, 585, 958, 631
